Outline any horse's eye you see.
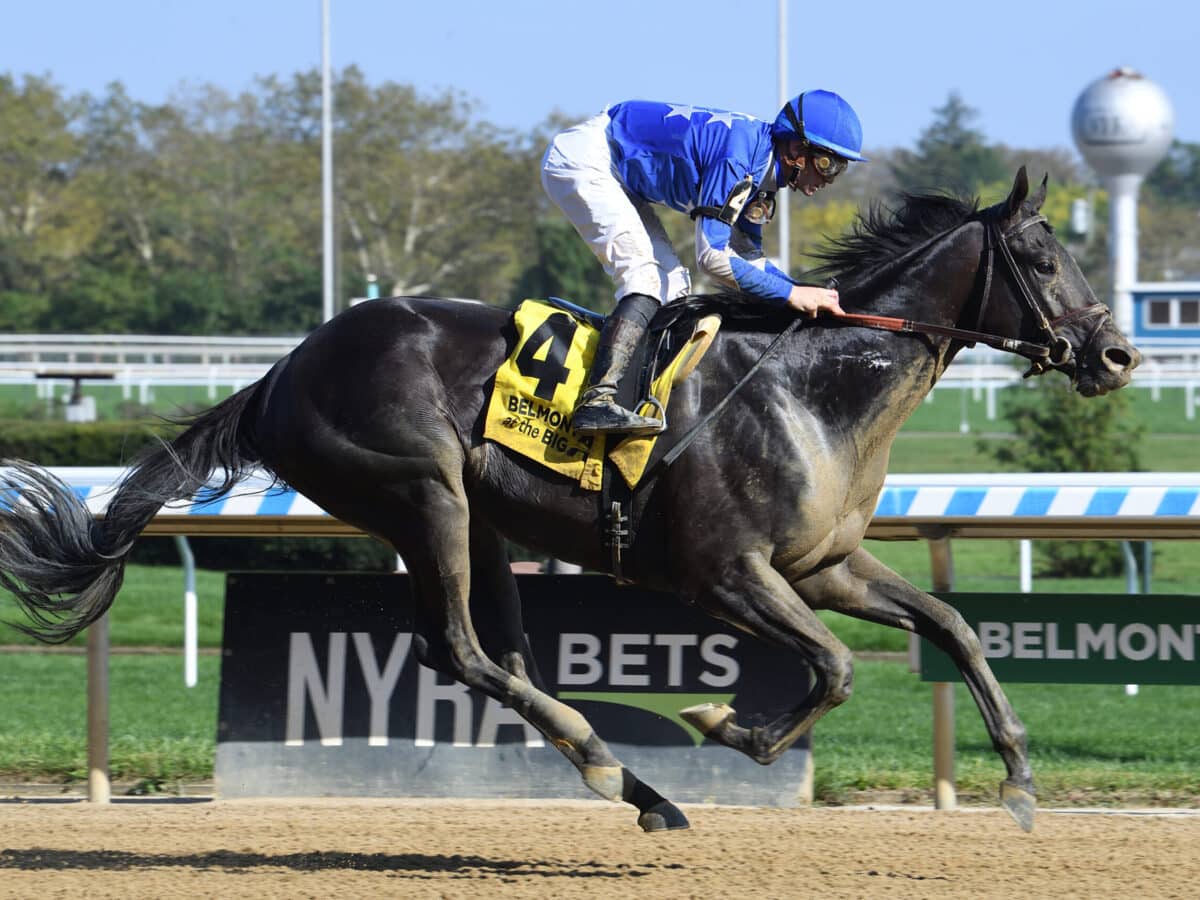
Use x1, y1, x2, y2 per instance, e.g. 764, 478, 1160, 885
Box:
1034, 260, 1056, 276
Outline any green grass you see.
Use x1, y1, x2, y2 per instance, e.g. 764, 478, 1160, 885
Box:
2, 552, 1198, 799
902, 384, 1200, 437
890, 433, 1197, 473
0, 565, 228, 648
0, 383, 239, 421
0, 654, 220, 783
3, 651, 1198, 804
812, 661, 1200, 805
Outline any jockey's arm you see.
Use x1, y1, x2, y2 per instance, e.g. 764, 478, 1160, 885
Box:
695, 216, 842, 315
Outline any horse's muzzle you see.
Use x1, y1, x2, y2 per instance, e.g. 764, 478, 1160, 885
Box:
1075, 339, 1141, 397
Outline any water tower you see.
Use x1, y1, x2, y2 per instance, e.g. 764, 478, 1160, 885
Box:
1070, 67, 1174, 336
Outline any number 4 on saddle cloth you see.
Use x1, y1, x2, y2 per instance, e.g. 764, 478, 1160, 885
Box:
484, 298, 721, 491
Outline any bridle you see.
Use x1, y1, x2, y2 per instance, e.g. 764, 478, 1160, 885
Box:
837, 212, 1112, 376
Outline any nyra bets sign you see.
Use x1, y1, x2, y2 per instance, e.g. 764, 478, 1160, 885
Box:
216, 573, 812, 805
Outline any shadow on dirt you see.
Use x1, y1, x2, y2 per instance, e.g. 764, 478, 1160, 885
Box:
0, 847, 671, 878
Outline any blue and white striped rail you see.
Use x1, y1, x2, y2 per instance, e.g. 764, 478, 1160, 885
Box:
5, 468, 1200, 540
870, 473, 1200, 539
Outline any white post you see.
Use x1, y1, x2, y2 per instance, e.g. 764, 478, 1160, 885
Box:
175, 536, 198, 688
1107, 173, 1142, 337
775, 0, 789, 274
928, 536, 956, 811
321, 0, 335, 323
1122, 541, 1140, 696
87, 615, 111, 804
1019, 539, 1033, 593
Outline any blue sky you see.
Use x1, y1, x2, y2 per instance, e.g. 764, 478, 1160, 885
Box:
3, 0, 1196, 157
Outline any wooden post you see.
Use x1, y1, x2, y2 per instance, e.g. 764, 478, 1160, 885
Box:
928, 535, 957, 811
87, 614, 111, 804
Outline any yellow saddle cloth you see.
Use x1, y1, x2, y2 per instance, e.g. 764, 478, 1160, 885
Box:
484, 300, 720, 491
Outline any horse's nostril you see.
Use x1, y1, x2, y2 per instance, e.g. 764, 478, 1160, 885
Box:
1102, 346, 1137, 371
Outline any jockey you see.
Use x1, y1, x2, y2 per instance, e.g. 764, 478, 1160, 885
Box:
541, 89, 867, 436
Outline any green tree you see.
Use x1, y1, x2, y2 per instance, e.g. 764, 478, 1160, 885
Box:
0, 74, 85, 301
1145, 140, 1200, 208
1141, 141, 1200, 280
984, 380, 1144, 576
332, 67, 538, 306
509, 220, 611, 312
890, 93, 1007, 197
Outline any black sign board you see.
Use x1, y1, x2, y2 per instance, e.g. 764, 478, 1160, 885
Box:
216, 573, 812, 806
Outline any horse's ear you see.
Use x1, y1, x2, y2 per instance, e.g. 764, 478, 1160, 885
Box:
1029, 173, 1049, 213
1005, 166, 1030, 218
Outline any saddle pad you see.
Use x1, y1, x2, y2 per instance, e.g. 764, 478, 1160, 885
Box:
484, 300, 720, 491
484, 300, 608, 490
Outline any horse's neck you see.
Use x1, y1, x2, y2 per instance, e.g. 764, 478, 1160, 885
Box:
813, 225, 983, 462
852, 221, 983, 326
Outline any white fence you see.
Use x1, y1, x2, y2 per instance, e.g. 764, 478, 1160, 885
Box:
3, 335, 1200, 418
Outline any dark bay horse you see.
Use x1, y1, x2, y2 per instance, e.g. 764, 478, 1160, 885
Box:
0, 169, 1138, 833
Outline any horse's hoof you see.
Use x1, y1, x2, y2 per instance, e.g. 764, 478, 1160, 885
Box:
1000, 780, 1037, 832
679, 702, 734, 736
637, 800, 690, 833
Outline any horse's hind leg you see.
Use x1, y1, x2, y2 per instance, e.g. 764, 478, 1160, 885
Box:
467, 517, 547, 693
681, 551, 856, 765
388, 482, 687, 832
797, 547, 1035, 831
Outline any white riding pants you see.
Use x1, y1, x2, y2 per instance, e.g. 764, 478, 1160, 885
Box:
541, 112, 691, 304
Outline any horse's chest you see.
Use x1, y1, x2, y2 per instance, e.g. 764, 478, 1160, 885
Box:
770, 473, 880, 571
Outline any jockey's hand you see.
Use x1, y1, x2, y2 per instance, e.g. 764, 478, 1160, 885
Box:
787, 284, 844, 318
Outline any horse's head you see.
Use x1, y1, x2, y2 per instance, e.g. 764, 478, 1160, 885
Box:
980, 167, 1140, 396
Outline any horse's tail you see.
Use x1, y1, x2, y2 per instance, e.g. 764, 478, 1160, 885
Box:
0, 379, 268, 644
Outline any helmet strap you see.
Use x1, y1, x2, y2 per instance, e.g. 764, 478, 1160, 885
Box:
778, 143, 807, 190
783, 92, 806, 141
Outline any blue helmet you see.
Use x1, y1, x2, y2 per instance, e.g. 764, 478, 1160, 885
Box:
772, 90, 867, 162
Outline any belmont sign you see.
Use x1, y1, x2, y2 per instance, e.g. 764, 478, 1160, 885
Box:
216, 573, 812, 805
920, 593, 1200, 685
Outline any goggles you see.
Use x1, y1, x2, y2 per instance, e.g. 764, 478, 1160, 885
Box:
808, 148, 849, 181
780, 93, 850, 183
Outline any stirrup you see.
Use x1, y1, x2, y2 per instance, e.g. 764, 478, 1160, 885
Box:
573, 397, 666, 436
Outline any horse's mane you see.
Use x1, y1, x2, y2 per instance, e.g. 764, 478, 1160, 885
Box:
662, 191, 984, 328
810, 191, 981, 283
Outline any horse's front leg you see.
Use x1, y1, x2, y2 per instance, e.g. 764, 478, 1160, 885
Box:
681, 551, 855, 764
797, 546, 1036, 831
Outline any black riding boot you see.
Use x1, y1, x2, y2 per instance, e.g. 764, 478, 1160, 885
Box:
573, 293, 666, 437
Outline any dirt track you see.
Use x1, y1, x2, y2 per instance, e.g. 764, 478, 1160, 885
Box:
1, 798, 1197, 898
